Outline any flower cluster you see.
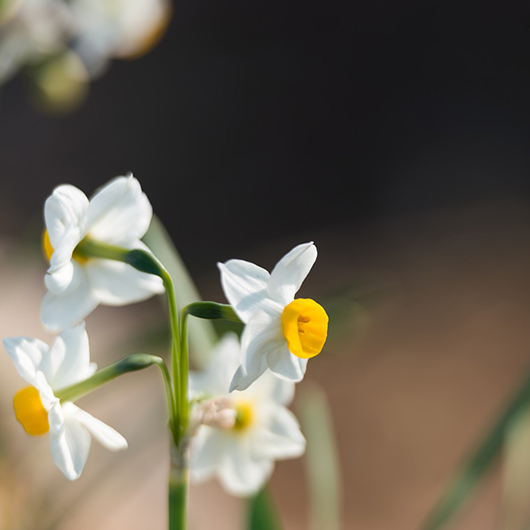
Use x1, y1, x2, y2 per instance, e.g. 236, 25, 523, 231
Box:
0, 0, 172, 111
3, 174, 329, 501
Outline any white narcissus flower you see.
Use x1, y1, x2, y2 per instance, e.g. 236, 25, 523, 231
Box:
3, 322, 127, 480
0, 0, 74, 84
189, 333, 306, 496
41, 173, 164, 331
69, 0, 172, 77
218, 242, 328, 391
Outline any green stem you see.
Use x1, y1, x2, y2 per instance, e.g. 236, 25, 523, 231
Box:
74, 238, 129, 262
161, 269, 183, 443
75, 237, 183, 443
179, 310, 190, 436
168, 442, 189, 530
183, 301, 241, 323
178, 301, 242, 436
55, 354, 175, 432
75, 236, 190, 526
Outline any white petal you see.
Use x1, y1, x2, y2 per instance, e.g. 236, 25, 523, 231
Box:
190, 333, 241, 398
41, 270, 99, 332
49, 403, 91, 480
229, 314, 284, 392
246, 371, 296, 406
44, 184, 88, 249
85, 174, 153, 246
45, 228, 85, 295
190, 427, 228, 482
3, 337, 49, 385
252, 406, 306, 460
268, 242, 317, 305
218, 260, 281, 323
219, 438, 274, 496
45, 259, 76, 295
85, 258, 164, 306
51, 323, 94, 389
45, 259, 85, 300
270, 376, 296, 406
70, 405, 128, 451
34, 371, 59, 409
266, 345, 308, 383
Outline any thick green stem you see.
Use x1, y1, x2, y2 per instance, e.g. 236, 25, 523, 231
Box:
75, 236, 190, 525
161, 269, 183, 442
168, 441, 189, 530
179, 311, 190, 436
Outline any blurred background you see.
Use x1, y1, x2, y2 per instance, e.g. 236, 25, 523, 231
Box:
2, 1, 530, 529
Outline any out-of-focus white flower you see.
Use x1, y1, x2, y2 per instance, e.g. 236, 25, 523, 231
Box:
3, 322, 127, 480
69, 0, 172, 77
0, 0, 74, 84
189, 333, 306, 496
0, 0, 171, 111
41, 174, 164, 331
218, 242, 328, 391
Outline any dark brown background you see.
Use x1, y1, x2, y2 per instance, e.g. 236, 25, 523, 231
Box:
2, 1, 530, 270
2, 2, 530, 529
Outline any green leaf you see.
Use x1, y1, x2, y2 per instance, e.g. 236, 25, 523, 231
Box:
143, 216, 217, 368
247, 487, 284, 530
499, 405, 530, 530
420, 370, 530, 530
296, 383, 342, 530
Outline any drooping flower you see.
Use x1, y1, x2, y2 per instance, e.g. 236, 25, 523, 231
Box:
189, 333, 306, 496
41, 173, 164, 331
218, 242, 328, 391
3, 322, 127, 480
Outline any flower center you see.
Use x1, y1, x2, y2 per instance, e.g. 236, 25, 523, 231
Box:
13, 386, 49, 436
281, 298, 329, 359
42, 230, 89, 264
233, 401, 254, 432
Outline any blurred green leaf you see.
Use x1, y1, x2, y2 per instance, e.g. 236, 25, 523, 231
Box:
499, 406, 530, 530
144, 215, 217, 367
420, 371, 530, 530
296, 382, 341, 530
247, 487, 284, 530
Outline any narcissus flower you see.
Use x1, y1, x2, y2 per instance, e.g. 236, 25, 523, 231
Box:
70, 0, 172, 77
0, 0, 73, 85
3, 323, 127, 480
41, 174, 164, 331
218, 242, 328, 391
189, 333, 305, 496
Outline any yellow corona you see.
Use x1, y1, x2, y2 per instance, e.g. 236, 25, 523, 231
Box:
13, 386, 49, 436
42, 230, 88, 264
281, 298, 328, 359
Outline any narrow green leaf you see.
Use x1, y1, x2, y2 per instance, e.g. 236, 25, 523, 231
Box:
296, 383, 341, 530
499, 405, 530, 530
247, 487, 284, 530
144, 216, 217, 367
421, 370, 530, 530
